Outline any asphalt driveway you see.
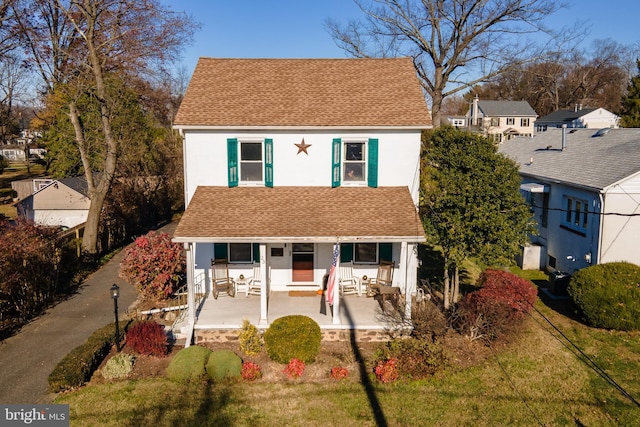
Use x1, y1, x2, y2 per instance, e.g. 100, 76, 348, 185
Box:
0, 222, 176, 404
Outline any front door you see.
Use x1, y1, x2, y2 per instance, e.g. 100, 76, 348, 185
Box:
291, 243, 314, 282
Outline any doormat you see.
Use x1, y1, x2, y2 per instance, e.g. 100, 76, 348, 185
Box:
288, 291, 320, 297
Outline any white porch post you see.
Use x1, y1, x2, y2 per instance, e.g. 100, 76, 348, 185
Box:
332, 252, 341, 325
184, 242, 195, 347
403, 242, 417, 321
258, 243, 268, 327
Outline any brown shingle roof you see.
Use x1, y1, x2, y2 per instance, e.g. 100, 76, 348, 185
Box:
174, 57, 432, 128
173, 186, 425, 242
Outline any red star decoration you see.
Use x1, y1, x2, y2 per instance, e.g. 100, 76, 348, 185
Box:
295, 138, 312, 155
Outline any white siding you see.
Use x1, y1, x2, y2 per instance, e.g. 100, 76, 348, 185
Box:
183, 130, 422, 205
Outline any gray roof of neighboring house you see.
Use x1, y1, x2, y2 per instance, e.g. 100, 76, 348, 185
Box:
59, 176, 89, 197
535, 108, 598, 124
478, 100, 537, 117
498, 128, 640, 191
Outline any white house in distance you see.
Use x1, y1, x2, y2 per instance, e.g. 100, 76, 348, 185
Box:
172, 57, 431, 342
535, 106, 619, 131
499, 128, 640, 275
467, 96, 537, 142
16, 176, 90, 229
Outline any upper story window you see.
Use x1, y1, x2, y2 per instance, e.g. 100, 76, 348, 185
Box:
227, 138, 273, 187
562, 196, 588, 234
490, 117, 500, 126
240, 142, 263, 182
332, 138, 378, 188
506, 117, 515, 125
521, 118, 530, 127
344, 142, 365, 182
451, 118, 464, 127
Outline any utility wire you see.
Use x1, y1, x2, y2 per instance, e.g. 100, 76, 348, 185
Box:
526, 302, 640, 408
487, 343, 545, 426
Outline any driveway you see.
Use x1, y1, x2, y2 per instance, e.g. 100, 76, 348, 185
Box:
0, 222, 176, 404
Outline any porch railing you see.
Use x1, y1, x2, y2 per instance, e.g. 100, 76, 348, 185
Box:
170, 272, 206, 332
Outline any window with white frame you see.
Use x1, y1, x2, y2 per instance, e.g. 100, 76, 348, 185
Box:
490, 117, 500, 126
506, 117, 515, 125
240, 141, 263, 182
562, 196, 588, 233
521, 118, 530, 127
343, 141, 365, 182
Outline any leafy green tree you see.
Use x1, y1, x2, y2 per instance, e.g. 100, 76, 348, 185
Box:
620, 60, 640, 128
421, 127, 535, 308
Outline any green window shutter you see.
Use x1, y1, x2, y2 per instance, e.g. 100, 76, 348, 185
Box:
264, 138, 273, 188
340, 243, 353, 263
227, 138, 238, 187
368, 138, 378, 188
253, 243, 260, 262
331, 138, 341, 188
379, 243, 392, 262
214, 243, 228, 260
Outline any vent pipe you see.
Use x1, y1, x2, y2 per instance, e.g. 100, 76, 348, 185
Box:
561, 124, 567, 151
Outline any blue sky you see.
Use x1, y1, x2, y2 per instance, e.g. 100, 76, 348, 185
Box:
164, 0, 640, 75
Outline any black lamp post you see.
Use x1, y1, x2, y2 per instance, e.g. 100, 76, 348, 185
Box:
110, 284, 120, 351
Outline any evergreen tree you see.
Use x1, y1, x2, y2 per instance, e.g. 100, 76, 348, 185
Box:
620, 60, 640, 128
421, 127, 535, 308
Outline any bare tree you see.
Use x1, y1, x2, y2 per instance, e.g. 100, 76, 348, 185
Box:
326, 0, 575, 126
12, 0, 198, 255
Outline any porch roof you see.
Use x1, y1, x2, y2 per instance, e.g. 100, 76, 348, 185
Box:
172, 186, 426, 243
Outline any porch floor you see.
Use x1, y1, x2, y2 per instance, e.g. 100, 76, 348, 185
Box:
192, 291, 399, 331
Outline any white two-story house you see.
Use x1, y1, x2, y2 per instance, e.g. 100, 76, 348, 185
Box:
467, 96, 537, 142
172, 57, 431, 341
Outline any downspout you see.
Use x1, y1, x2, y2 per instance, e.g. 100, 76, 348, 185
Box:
258, 243, 268, 327
332, 239, 341, 325
402, 242, 413, 324
597, 192, 605, 265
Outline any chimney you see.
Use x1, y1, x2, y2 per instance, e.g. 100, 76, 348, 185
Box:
574, 104, 578, 112
562, 124, 567, 151
472, 95, 479, 126
579, 104, 582, 111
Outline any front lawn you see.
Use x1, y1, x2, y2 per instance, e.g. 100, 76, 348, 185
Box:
56, 297, 640, 426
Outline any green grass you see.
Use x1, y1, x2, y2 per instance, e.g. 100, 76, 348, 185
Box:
56, 301, 640, 426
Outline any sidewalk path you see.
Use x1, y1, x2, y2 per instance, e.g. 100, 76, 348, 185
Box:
0, 222, 176, 404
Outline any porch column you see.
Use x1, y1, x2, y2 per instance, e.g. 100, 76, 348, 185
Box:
401, 242, 414, 321
332, 255, 341, 325
258, 243, 268, 327
184, 242, 195, 347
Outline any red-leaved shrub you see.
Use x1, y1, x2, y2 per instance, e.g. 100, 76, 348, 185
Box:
126, 321, 168, 356
283, 358, 305, 379
241, 362, 262, 381
330, 366, 349, 381
374, 358, 398, 383
456, 269, 537, 342
119, 231, 185, 301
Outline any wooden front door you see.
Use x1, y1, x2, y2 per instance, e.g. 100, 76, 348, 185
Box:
292, 243, 314, 282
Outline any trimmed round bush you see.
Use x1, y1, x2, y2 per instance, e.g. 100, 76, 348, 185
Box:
102, 353, 135, 380
263, 315, 321, 364
206, 349, 242, 382
568, 262, 640, 330
166, 346, 212, 382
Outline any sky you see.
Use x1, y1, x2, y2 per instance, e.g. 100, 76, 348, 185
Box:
163, 0, 640, 77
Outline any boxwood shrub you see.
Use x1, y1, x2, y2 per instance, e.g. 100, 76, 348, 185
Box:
166, 345, 212, 382
263, 315, 321, 364
205, 349, 243, 382
48, 321, 130, 392
568, 262, 640, 330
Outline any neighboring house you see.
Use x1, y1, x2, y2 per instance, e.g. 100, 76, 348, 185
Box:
444, 115, 467, 128
535, 106, 620, 131
172, 57, 431, 338
499, 128, 640, 275
11, 178, 54, 201
16, 177, 90, 229
467, 97, 537, 142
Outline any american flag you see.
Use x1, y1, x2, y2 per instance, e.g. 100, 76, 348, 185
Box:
327, 243, 339, 306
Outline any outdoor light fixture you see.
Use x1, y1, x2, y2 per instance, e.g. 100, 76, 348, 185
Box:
110, 284, 121, 351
